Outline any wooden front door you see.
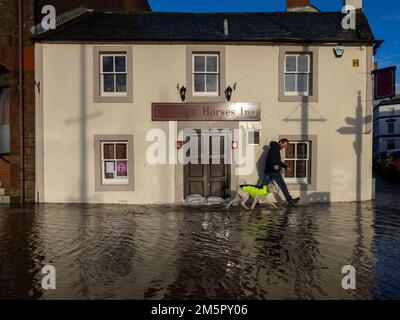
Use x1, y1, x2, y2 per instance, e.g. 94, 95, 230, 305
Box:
184, 131, 231, 198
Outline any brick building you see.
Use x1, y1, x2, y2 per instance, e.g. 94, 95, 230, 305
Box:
0, 0, 151, 203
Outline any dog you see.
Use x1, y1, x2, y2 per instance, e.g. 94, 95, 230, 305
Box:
226, 181, 278, 210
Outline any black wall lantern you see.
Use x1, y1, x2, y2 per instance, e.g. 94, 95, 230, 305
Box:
225, 83, 237, 102
177, 83, 187, 102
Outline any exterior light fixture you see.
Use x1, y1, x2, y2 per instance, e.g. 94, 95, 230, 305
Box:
334, 45, 345, 58
225, 83, 237, 102
177, 83, 187, 102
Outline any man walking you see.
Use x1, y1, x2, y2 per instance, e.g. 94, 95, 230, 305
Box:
263, 138, 300, 205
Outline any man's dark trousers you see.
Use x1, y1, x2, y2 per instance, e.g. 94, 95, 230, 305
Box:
263, 172, 293, 202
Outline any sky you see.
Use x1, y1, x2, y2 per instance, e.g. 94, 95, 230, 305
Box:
148, 0, 400, 93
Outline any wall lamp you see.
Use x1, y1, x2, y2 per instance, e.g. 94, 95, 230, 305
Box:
225, 83, 237, 102
334, 45, 345, 58
177, 83, 187, 102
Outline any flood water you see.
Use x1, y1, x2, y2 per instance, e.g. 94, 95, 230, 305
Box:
1, 179, 400, 300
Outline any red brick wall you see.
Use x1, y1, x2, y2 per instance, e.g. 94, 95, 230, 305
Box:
0, 0, 152, 203
0, 156, 10, 192
0, 0, 36, 203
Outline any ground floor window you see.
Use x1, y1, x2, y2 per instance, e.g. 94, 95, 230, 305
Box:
101, 141, 129, 185
94, 135, 134, 192
284, 141, 311, 184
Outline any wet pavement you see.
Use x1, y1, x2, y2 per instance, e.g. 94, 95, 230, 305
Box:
0, 178, 400, 300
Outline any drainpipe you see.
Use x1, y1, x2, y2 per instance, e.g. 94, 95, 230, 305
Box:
18, 0, 25, 203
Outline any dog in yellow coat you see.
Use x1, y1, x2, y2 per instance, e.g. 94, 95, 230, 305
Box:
226, 181, 278, 210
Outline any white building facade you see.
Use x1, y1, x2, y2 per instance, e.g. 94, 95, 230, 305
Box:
33, 5, 378, 204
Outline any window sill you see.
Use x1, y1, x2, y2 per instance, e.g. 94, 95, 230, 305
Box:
278, 95, 318, 103
186, 95, 226, 103
94, 95, 133, 103
96, 184, 134, 192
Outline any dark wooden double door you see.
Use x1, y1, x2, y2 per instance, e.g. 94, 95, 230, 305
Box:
184, 131, 231, 199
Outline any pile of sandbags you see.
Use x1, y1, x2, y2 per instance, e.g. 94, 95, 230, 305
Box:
184, 194, 228, 206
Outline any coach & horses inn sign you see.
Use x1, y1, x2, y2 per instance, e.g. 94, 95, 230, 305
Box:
152, 102, 261, 121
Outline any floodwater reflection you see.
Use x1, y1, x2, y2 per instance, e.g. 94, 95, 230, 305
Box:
0, 193, 400, 300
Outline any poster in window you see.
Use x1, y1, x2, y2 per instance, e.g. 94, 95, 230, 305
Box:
105, 161, 115, 179
117, 161, 128, 177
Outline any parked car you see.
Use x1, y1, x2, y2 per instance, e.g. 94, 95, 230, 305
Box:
386, 149, 400, 179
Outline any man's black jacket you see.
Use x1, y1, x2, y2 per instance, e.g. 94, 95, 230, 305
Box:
264, 141, 288, 174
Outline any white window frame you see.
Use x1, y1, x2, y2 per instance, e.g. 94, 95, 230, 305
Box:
284, 141, 311, 184
284, 53, 311, 96
101, 141, 129, 185
100, 53, 128, 97
192, 53, 220, 97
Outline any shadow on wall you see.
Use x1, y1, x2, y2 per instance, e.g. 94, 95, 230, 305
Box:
63, 47, 104, 203
337, 91, 370, 281
256, 144, 270, 185
336, 91, 365, 202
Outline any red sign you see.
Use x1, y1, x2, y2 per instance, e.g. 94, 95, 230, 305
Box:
152, 102, 261, 121
373, 67, 397, 100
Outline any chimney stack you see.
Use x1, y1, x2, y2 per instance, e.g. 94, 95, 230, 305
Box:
343, 0, 362, 10
286, 0, 310, 10
286, 0, 318, 12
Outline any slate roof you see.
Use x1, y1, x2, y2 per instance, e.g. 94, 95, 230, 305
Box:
32, 10, 375, 43
379, 96, 400, 106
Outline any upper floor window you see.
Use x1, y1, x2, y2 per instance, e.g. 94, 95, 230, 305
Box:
100, 53, 127, 97
279, 47, 318, 103
284, 54, 311, 96
192, 53, 219, 96
93, 46, 133, 103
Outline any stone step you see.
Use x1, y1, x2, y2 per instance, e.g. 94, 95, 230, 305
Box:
0, 196, 10, 204
0, 188, 5, 196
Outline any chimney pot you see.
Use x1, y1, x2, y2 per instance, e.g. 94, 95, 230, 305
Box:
343, 0, 362, 10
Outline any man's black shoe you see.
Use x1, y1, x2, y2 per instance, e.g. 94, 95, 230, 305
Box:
288, 197, 300, 205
